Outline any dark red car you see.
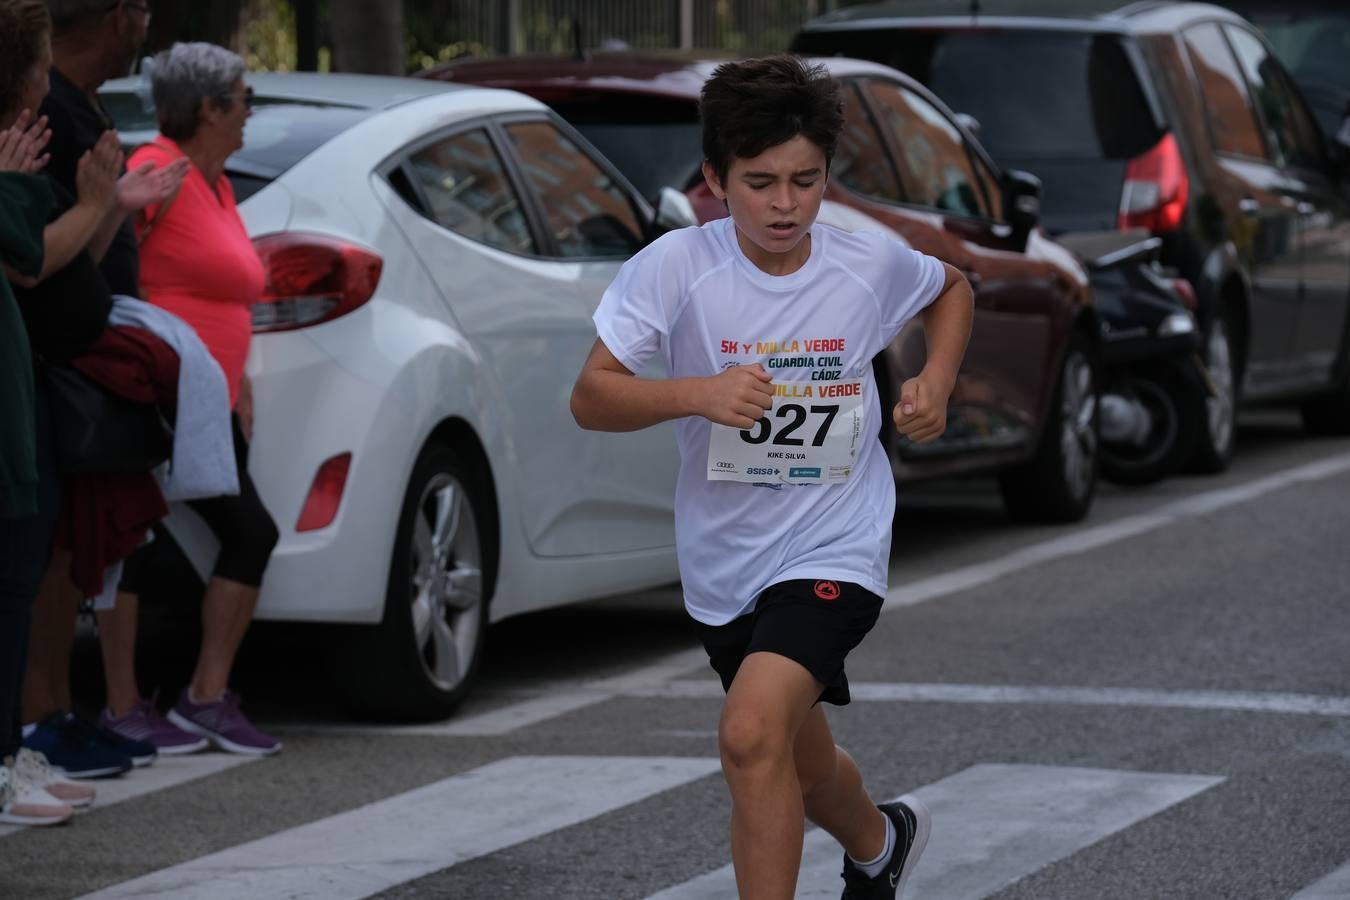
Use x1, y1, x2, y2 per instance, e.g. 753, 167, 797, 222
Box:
424, 54, 1100, 522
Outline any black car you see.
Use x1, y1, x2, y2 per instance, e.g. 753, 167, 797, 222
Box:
795, 0, 1350, 469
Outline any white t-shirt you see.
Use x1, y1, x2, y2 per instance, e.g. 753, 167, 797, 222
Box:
594, 216, 945, 625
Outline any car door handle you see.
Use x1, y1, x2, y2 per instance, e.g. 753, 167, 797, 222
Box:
1238, 198, 1261, 216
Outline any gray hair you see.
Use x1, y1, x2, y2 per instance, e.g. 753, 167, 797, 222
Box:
151, 42, 246, 142
47, 0, 113, 34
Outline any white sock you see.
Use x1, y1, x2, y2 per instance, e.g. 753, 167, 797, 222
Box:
849, 811, 896, 879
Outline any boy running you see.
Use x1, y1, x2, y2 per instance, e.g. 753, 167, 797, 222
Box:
570, 55, 974, 899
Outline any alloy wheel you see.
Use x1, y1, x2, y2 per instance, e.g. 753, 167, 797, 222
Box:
1204, 322, 1235, 455
1059, 350, 1098, 503
408, 474, 484, 692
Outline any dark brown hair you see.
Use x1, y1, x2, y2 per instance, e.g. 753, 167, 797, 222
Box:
699, 54, 844, 185
0, 0, 52, 121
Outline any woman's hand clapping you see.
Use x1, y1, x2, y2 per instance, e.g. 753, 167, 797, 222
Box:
118, 156, 189, 214
75, 130, 123, 213
0, 110, 52, 174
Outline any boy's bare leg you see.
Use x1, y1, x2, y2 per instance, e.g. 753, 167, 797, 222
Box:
96, 593, 142, 716
795, 703, 889, 861
21, 550, 78, 722
719, 651, 824, 900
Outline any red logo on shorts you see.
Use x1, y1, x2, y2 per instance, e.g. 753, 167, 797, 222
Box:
814, 580, 841, 601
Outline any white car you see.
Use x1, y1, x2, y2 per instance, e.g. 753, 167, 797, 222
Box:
101, 74, 692, 719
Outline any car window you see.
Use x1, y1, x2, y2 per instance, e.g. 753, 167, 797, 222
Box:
864, 80, 989, 219
503, 120, 645, 259
549, 94, 703, 203
1183, 23, 1267, 160
1246, 12, 1350, 137
1224, 25, 1325, 171
404, 128, 538, 255
834, 83, 905, 204
797, 29, 1162, 162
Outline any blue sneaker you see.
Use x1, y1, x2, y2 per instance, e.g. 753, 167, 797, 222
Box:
22, 712, 133, 779
64, 713, 157, 768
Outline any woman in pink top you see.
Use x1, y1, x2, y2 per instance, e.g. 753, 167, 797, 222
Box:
97, 43, 281, 757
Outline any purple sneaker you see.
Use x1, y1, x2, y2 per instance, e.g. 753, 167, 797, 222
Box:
100, 693, 209, 756
167, 689, 282, 756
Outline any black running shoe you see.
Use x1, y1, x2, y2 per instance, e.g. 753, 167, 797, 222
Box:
840, 795, 931, 899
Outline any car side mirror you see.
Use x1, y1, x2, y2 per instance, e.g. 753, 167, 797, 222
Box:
1002, 169, 1042, 246
653, 186, 699, 234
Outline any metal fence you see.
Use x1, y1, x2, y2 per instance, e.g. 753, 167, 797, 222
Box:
416, 0, 847, 61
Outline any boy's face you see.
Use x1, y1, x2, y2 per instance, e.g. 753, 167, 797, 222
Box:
703, 134, 827, 271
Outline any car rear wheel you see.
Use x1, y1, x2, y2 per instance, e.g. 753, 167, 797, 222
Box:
343, 444, 490, 721
1187, 316, 1237, 473
999, 334, 1098, 523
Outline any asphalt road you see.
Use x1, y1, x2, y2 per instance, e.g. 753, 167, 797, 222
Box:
5, 408, 1350, 900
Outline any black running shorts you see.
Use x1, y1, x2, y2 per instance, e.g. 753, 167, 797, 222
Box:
696, 579, 884, 706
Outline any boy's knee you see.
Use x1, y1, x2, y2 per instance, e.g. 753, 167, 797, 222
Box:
718, 710, 788, 774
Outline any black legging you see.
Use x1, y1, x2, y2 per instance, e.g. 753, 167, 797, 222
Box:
120, 414, 278, 592
0, 381, 61, 758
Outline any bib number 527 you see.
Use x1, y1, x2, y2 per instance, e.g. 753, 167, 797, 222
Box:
740, 404, 839, 446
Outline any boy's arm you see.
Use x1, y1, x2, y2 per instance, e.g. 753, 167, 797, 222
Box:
571, 338, 774, 432
893, 262, 974, 444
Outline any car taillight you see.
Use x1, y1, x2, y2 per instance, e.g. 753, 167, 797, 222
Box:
296, 452, 352, 532
251, 233, 382, 333
1117, 133, 1189, 234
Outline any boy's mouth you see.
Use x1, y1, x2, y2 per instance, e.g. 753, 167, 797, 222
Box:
768, 222, 797, 234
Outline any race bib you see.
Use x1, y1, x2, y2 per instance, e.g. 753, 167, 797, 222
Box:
707, 380, 865, 485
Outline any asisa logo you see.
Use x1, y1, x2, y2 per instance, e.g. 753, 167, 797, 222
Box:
814, 580, 841, 601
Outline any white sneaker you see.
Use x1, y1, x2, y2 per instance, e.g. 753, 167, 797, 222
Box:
0, 762, 74, 826
15, 747, 96, 809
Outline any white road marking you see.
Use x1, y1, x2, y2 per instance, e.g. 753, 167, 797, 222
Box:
886, 451, 1350, 609
1292, 860, 1350, 899
285, 450, 1350, 740
75, 755, 721, 900
0, 754, 256, 839
648, 764, 1224, 899
286, 647, 709, 737
632, 680, 1350, 718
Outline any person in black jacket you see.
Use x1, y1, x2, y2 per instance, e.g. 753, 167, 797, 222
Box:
14, 0, 184, 781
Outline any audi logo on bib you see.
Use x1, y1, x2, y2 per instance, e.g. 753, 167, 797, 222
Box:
814, 580, 841, 601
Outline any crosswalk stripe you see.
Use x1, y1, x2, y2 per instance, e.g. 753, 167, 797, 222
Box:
0, 754, 256, 840
74, 755, 721, 900
1291, 860, 1350, 899
648, 764, 1224, 899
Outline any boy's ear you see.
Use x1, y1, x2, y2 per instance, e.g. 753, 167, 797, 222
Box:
701, 160, 727, 201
